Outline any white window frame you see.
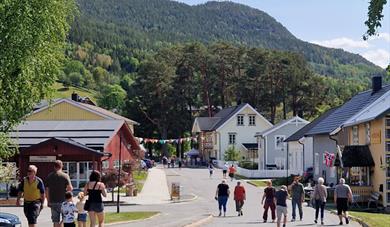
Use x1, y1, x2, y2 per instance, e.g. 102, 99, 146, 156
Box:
249, 115, 256, 126
352, 126, 359, 145
228, 133, 236, 145
275, 135, 286, 150
237, 115, 244, 126
314, 153, 319, 175
113, 160, 120, 169
102, 160, 109, 169
365, 122, 371, 144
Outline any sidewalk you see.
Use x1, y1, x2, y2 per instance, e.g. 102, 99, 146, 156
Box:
103, 167, 171, 205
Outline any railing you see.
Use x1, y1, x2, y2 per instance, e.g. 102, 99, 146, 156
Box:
351, 186, 373, 202
237, 166, 302, 178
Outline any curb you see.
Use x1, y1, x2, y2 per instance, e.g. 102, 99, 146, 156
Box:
105, 212, 161, 226
183, 214, 213, 227
329, 210, 368, 227
171, 194, 198, 204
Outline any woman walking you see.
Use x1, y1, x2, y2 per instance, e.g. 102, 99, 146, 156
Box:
313, 177, 327, 225
215, 179, 230, 217
84, 171, 107, 227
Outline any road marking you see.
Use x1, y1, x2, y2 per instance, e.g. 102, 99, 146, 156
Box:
183, 214, 213, 227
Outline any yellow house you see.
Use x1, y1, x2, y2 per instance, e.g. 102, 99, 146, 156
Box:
27, 97, 138, 132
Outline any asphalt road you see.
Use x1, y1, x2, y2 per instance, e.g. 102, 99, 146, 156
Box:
1, 167, 360, 227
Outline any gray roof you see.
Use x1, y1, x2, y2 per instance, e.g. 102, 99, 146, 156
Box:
10, 120, 124, 148
195, 103, 248, 131
306, 85, 390, 135
256, 119, 289, 136
284, 108, 338, 142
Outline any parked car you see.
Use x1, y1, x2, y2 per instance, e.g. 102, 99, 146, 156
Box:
303, 167, 314, 183
0, 212, 21, 227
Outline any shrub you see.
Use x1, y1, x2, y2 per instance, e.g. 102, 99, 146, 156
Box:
238, 161, 258, 170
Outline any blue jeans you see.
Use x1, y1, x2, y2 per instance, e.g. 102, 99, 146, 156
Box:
218, 196, 228, 212
291, 199, 303, 219
315, 200, 325, 220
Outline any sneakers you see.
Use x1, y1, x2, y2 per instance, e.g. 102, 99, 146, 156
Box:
291, 218, 296, 222
314, 220, 317, 224
263, 220, 267, 223
240, 211, 243, 216
218, 212, 221, 217
339, 221, 343, 225
345, 217, 349, 224
238, 212, 241, 216
282, 224, 286, 227
223, 212, 226, 217
321, 221, 324, 225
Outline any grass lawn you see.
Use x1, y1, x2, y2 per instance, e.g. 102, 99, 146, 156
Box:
88, 212, 159, 225
52, 82, 97, 101
248, 180, 268, 187
133, 170, 148, 192
349, 211, 390, 227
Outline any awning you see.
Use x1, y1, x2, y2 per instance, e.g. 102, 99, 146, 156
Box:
342, 145, 375, 167
185, 148, 199, 156
242, 143, 258, 150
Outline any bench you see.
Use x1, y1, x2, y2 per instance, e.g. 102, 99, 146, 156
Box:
367, 192, 381, 209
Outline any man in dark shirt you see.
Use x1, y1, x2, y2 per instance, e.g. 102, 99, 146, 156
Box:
261, 180, 276, 222
289, 176, 304, 221
46, 160, 73, 227
275, 185, 289, 227
215, 179, 230, 217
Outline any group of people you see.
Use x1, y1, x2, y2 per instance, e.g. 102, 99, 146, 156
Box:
162, 156, 182, 169
209, 162, 236, 180
16, 160, 107, 227
215, 176, 353, 227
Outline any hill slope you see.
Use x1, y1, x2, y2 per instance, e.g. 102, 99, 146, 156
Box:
69, 0, 384, 80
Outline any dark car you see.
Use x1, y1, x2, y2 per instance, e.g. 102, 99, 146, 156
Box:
0, 212, 21, 227
303, 166, 314, 183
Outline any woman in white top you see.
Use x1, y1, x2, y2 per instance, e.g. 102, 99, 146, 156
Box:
312, 177, 327, 225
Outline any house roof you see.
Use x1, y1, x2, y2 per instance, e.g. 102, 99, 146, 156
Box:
306, 84, 390, 136
193, 103, 272, 132
342, 145, 375, 167
30, 99, 139, 125
10, 120, 124, 148
284, 108, 338, 142
255, 116, 309, 137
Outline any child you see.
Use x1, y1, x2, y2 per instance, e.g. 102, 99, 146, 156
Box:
76, 192, 87, 227
208, 163, 214, 178
275, 185, 289, 227
61, 191, 78, 227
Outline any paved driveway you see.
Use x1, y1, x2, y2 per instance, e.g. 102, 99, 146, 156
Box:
1, 167, 360, 227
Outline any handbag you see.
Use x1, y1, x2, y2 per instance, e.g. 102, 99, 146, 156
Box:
84, 199, 90, 210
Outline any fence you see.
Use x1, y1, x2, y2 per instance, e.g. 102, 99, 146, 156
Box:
237, 166, 302, 178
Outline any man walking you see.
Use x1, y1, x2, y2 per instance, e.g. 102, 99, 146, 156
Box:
234, 181, 246, 216
222, 163, 228, 179
275, 185, 289, 227
289, 176, 304, 221
334, 178, 352, 225
215, 179, 230, 217
46, 160, 73, 227
16, 165, 45, 227
261, 180, 276, 223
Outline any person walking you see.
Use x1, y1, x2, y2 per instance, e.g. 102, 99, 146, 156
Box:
228, 164, 236, 181
313, 177, 327, 225
208, 163, 214, 178
46, 160, 73, 227
234, 181, 246, 216
60, 191, 78, 227
261, 180, 276, 223
289, 176, 304, 221
222, 163, 228, 178
215, 179, 230, 217
275, 185, 289, 227
16, 165, 45, 227
334, 178, 352, 225
76, 192, 87, 227
84, 170, 107, 227
178, 159, 182, 169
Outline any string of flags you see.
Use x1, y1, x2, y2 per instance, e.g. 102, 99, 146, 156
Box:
136, 136, 197, 144
323, 151, 335, 167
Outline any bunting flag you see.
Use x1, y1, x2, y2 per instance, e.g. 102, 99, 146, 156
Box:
323, 151, 335, 167
136, 136, 197, 144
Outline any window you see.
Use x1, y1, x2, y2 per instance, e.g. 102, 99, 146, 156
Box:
365, 123, 371, 144
102, 161, 109, 169
352, 126, 359, 145
228, 133, 236, 145
249, 115, 256, 126
275, 135, 286, 149
237, 115, 244, 126
113, 160, 120, 169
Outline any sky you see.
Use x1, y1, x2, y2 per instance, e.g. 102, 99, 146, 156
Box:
177, 0, 390, 68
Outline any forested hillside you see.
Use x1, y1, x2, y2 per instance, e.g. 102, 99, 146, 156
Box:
69, 0, 384, 81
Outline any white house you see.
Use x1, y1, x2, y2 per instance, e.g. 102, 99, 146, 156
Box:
254, 116, 310, 174
192, 103, 272, 164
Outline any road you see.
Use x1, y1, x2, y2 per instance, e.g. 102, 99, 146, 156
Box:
1, 167, 360, 227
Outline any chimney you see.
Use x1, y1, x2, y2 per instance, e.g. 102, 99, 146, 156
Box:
71, 92, 79, 102
372, 76, 382, 94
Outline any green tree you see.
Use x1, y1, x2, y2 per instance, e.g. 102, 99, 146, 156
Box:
97, 84, 126, 112
224, 146, 240, 161
364, 0, 388, 40
0, 0, 76, 157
